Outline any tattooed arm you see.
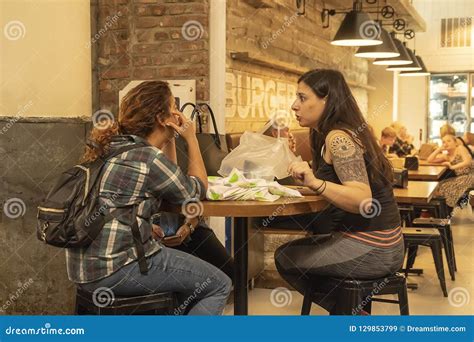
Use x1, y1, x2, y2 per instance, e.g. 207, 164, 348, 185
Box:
289, 130, 372, 213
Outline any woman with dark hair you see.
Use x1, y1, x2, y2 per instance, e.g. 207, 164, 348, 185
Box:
69, 81, 231, 315
274, 69, 404, 314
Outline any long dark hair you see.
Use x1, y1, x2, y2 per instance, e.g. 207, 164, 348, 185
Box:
299, 69, 393, 185
82, 81, 172, 163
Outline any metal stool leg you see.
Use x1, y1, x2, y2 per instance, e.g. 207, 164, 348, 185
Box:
430, 240, 448, 297
301, 282, 313, 315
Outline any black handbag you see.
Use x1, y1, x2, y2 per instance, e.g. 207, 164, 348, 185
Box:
404, 156, 419, 170
176, 103, 228, 176
392, 168, 408, 188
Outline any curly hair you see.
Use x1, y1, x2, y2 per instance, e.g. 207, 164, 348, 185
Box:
82, 81, 172, 163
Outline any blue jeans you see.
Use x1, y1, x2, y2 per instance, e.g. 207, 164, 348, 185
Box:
79, 246, 232, 315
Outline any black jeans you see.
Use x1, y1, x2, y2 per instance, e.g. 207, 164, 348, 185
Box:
172, 225, 235, 282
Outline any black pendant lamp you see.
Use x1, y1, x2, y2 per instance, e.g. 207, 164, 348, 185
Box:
373, 35, 412, 65
387, 47, 422, 71
355, 26, 399, 58
331, 1, 383, 46
399, 55, 430, 76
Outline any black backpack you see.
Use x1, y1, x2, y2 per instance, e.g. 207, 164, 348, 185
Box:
37, 141, 149, 274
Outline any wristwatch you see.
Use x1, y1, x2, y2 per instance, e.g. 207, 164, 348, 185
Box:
185, 221, 195, 234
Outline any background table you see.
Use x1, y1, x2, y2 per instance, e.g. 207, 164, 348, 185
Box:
162, 195, 328, 315
408, 166, 447, 181
393, 181, 439, 205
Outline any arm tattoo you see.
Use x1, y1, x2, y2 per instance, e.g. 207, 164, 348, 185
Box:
327, 132, 369, 185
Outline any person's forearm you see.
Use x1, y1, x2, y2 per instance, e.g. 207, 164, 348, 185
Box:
162, 139, 177, 164
309, 179, 370, 214
450, 160, 470, 170
186, 136, 208, 190
427, 150, 443, 162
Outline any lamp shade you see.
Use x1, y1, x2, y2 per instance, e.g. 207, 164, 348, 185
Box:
331, 10, 383, 46
373, 36, 412, 65
399, 55, 430, 76
387, 47, 422, 71
355, 27, 399, 58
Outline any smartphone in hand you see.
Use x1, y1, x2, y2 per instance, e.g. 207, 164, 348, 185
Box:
162, 235, 182, 245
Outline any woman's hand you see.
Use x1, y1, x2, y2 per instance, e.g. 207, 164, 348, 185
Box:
166, 111, 196, 142
288, 133, 297, 153
151, 224, 164, 241
288, 161, 317, 188
161, 223, 192, 247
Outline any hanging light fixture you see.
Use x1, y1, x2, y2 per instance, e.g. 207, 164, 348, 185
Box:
399, 55, 430, 76
355, 26, 399, 58
331, 0, 383, 46
373, 35, 412, 65
387, 46, 421, 71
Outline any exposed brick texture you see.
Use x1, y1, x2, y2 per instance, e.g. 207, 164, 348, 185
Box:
96, 0, 209, 116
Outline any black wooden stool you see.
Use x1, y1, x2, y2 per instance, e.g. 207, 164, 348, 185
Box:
75, 288, 177, 315
301, 273, 409, 315
402, 227, 448, 297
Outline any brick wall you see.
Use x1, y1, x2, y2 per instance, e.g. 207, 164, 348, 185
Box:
96, 0, 209, 115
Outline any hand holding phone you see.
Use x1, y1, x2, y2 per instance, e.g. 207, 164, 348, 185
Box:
161, 234, 183, 246
160, 223, 192, 247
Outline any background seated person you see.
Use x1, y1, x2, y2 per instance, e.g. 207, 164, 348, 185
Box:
427, 134, 474, 210
380, 127, 398, 158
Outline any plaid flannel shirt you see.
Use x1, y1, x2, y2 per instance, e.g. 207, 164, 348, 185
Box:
66, 135, 205, 283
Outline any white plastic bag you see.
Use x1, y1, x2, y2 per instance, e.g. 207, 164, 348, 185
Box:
218, 131, 302, 180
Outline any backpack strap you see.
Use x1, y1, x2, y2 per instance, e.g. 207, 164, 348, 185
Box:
108, 204, 148, 275
129, 204, 149, 275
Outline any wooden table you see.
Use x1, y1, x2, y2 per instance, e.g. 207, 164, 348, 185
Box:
162, 195, 328, 315
408, 165, 447, 181
393, 181, 439, 205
